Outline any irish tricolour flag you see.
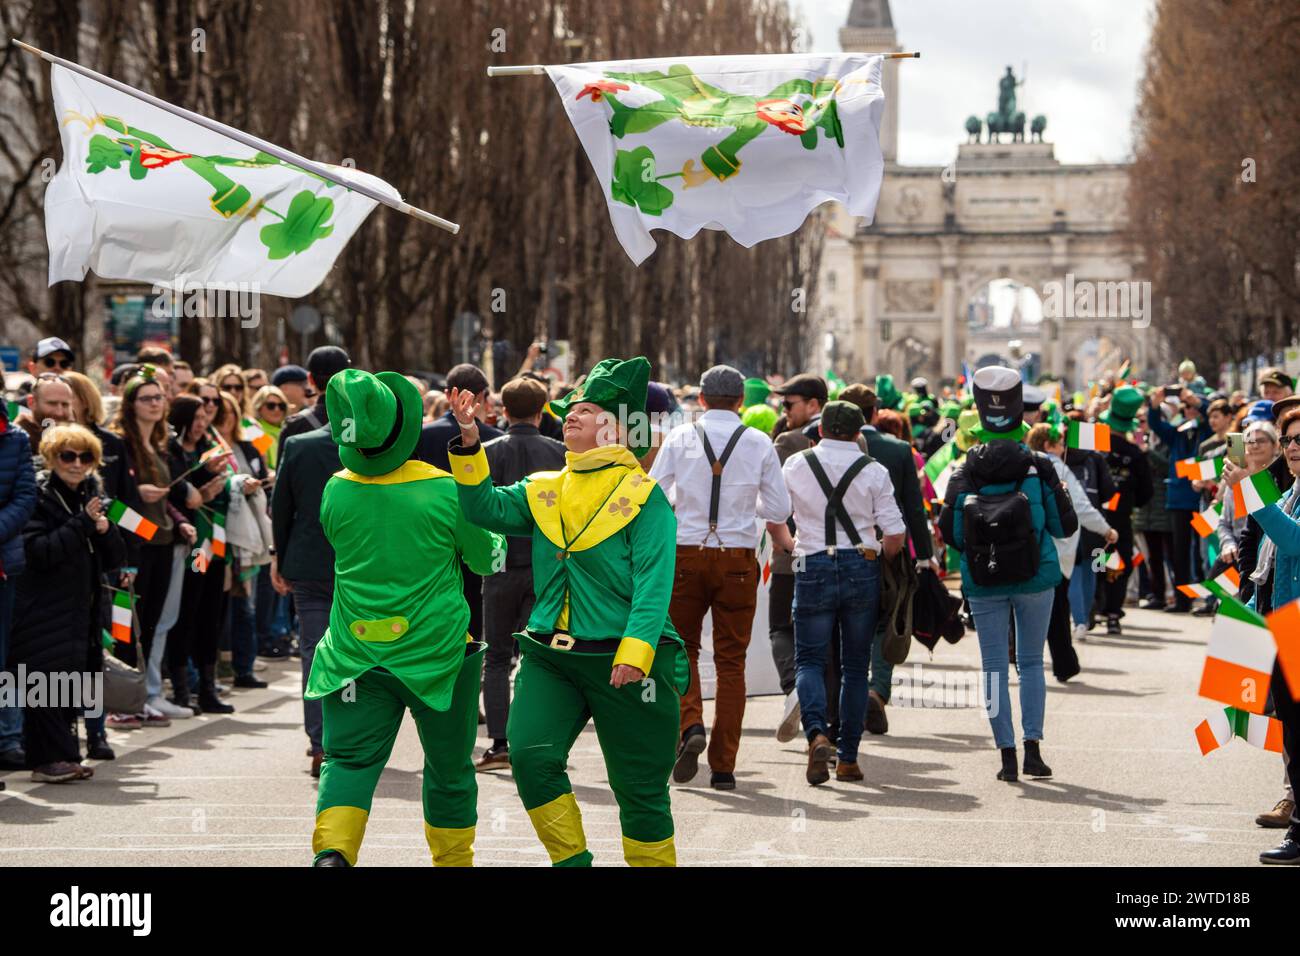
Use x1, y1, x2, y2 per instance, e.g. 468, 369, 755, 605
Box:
1190, 502, 1221, 538
1178, 567, 1241, 600
1232, 470, 1282, 516
1198, 595, 1275, 714
106, 499, 157, 540
924, 440, 958, 503
1067, 421, 1110, 452
1265, 598, 1300, 700
241, 418, 273, 457
110, 590, 133, 643
1175, 457, 1223, 481
1195, 706, 1284, 755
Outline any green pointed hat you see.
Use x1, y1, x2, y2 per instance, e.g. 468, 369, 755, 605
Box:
548, 356, 651, 455
326, 368, 422, 476
1100, 385, 1143, 434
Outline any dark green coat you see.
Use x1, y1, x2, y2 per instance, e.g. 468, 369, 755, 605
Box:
862, 426, 933, 560
271, 426, 339, 581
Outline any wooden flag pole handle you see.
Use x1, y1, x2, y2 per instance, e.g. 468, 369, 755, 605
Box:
487, 52, 919, 76
11, 38, 460, 235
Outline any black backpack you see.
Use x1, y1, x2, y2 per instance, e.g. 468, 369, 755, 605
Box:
962, 474, 1039, 586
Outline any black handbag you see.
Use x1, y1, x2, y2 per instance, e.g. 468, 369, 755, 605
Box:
102, 582, 146, 715
912, 567, 965, 651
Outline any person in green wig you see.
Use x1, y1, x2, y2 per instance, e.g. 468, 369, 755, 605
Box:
447, 356, 686, 867
742, 402, 778, 435
306, 369, 504, 867
742, 377, 771, 410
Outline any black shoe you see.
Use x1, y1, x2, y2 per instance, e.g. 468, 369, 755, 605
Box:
313, 850, 350, 867
0, 747, 27, 770
233, 673, 268, 689
710, 771, 736, 791
672, 725, 706, 784
199, 665, 235, 714
1023, 740, 1052, 778
1260, 833, 1300, 865
258, 643, 288, 659
997, 746, 1018, 782
1164, 602, 1191, 613
1106, 616, 1122, 636
86, 737, 115, 761
865, 693, 889, 735
1138, 597, 1165, 610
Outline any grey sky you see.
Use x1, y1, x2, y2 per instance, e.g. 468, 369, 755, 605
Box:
790, 0, 1155, 166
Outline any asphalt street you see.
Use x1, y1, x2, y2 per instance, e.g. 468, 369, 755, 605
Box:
0, 604, 1285, 866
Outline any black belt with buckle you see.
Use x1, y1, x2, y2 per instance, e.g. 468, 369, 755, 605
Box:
527, 631, 663, 654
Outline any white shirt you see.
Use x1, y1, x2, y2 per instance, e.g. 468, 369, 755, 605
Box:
650, 409, 791, 548
782, 438, 905, 556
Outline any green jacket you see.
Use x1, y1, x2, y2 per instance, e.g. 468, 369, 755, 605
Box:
270, 426, 339, 582
305, 460, 503, 711
450, 440, 683, 684
863, 426, 933, 560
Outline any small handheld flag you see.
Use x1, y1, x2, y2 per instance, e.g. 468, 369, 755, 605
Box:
1102, 492, 1120, 511
1265, 598, 1300, 700
1232, 470, 1282, 516
106, 499, 158, 540
1066, 420, 1110, 452
1199, 595, 1275, 714
1178, 567, 1240, 600
241, 418, 274, 457
1195, 706, 1284, 756
1175, 457, 1224, 481
1190, 502, 1221, 538
110, 590, 133, 643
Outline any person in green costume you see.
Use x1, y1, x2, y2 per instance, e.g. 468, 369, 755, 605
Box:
447, 356, 686, 867
306, 369, 504, 867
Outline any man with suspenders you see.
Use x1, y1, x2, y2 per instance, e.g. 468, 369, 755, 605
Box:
651, 366, 792, 790
781, 401, 905, 785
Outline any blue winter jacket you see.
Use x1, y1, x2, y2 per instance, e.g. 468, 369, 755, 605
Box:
1254, 486, 1300, 611
938, 439, 1078, 597
0, 419, 38, 578
1148, 397, 1212, 512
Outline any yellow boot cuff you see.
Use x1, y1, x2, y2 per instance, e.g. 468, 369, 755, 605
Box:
424, 822, 475, 867
313, 806, 369, 866
622, 833, 676, 867
526, 792, 589, 864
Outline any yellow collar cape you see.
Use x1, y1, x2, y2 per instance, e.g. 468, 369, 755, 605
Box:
527, 443, 657, 552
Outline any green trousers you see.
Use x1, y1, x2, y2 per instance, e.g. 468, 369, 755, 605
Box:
312, 645, 484, 866
509, 636, 681, 867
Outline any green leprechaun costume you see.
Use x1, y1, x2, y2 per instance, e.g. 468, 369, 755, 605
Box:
306, 369, 503, 867
449, 357, 687, 866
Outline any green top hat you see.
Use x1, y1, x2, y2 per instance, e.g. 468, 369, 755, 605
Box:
743, 377, 771, 409
1100, 384, 1143, 434
874, 374, 902, 411
548, 356, 651, 456
326, 368, 423, 477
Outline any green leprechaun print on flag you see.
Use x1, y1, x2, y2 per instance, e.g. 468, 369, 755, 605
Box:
545, 54, 886, 264
44, 64, 400, 297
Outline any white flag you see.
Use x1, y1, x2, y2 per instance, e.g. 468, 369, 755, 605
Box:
546, 53, 886, 265
44, 64, 400, 297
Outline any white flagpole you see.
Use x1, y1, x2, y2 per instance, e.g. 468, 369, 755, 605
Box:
486, 51, 920, 76
12, 38, 460, 235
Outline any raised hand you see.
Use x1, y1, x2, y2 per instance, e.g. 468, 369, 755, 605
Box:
448, 387, 480, 446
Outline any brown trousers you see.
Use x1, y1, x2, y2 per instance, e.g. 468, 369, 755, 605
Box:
669, 546, 759, 773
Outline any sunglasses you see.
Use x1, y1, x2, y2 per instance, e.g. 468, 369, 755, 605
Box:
262, 401, 287, 411
304, 389, 318, 399
222, 382, 244, 393
41, 356, 72, 369
58, 450, 96, 465
1281, 435, 1300, 449
781, 398, 803, 410
200, 395, 219, 406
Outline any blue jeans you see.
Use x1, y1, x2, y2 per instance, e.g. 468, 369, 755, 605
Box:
1068, 560, 1096, 627
869, 619, 893, 702
255, 566, 290, 645
292, 579, 333, 753
230, 590, 258, 677
968, 588, 1054, 749
793, 551, 881, 763
0, 577, 23, 752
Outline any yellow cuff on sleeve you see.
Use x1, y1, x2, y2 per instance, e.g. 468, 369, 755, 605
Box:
613, 637, 655, 675
450, 446, 490, 486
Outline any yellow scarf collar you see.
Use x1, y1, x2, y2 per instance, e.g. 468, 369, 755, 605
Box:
564, 444, 640, 473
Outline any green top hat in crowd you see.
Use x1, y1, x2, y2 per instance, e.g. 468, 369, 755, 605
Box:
1100, 384, 1144, 434
327, 368, 423, 477
874, 374, 902, 411
743, 377, 771, 409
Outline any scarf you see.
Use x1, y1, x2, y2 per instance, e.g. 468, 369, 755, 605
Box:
1252, 476, 1300, 586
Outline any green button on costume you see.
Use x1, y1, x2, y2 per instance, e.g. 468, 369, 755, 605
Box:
306, 369, 503, 867
450, 356, 686, 866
